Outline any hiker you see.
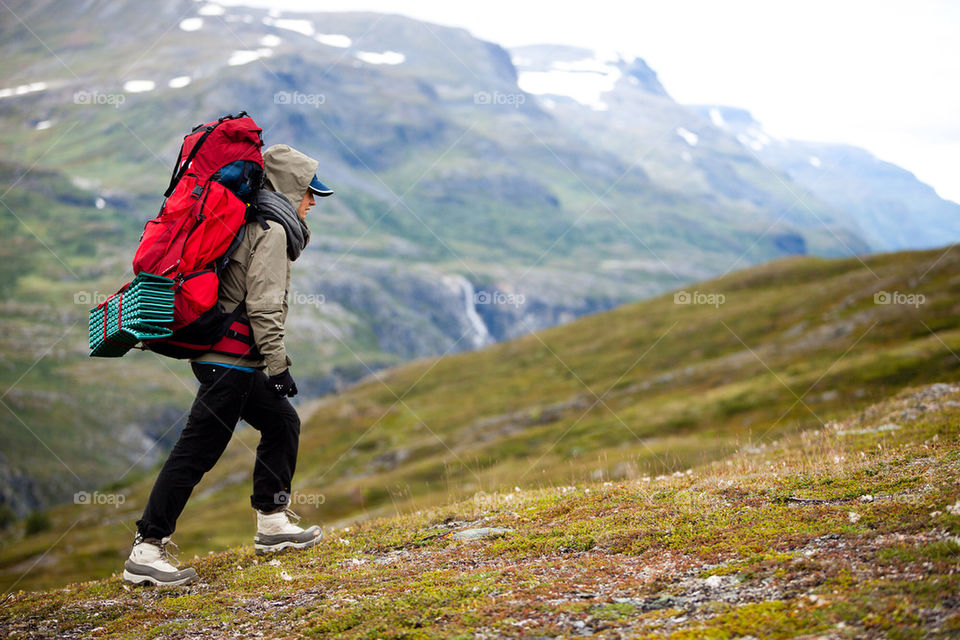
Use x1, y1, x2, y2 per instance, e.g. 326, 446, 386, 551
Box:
123, 144, 334, 586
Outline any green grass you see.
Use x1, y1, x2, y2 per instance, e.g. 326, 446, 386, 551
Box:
1, 381, 958, 638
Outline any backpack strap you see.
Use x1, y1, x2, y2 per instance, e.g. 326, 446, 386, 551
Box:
163, 139, 187, 199
163, 111, 251, 198
164, 125, 216, 197
208, 302, 263, 359
217, 221, 248, 272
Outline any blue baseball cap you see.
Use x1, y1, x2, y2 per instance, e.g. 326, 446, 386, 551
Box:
309, 174, 333, 197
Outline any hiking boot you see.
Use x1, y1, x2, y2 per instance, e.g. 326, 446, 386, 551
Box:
123, 534, 197, 586
254, 507, 322, 555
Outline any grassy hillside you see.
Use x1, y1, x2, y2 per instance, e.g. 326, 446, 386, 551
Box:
1, 244, 958, 594
1, 381, 958, 638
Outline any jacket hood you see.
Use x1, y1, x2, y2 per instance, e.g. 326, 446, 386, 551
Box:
262, 144, 319, 209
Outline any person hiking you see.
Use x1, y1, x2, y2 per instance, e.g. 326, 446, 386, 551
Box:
123, 144, 334, 586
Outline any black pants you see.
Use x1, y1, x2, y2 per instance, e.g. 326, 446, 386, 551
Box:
136, 363, 301, 539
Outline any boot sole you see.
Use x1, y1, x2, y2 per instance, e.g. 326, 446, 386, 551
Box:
254, 536, 321, 555
122, 569, 197, 587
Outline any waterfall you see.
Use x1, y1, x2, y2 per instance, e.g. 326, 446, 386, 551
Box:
443, 274, 492, 349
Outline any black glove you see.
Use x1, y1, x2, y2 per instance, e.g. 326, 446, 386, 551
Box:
267, 369, 298, 398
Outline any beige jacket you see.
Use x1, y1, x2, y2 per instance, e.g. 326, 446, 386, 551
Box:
191, 145, 319, 375
190, 219, 292, 376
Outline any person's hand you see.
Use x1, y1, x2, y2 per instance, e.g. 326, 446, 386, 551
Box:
267, 369, 298, 397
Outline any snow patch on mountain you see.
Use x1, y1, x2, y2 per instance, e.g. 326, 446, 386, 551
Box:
123, 80, 155, 93
198, 3, 224, 15
264, 17, 314, 37
260, 34, 282, 47
554, 56, 620, 75
228, 49, 272, 66
355, 50, 405, 65
516, 54, 621, 111
709, 108, 727, 129
737, 129, 771, 152
179, 17, 203, 31
0, 82, 47, 99
677, 127, 699, 146
316, 33, 352, 48
70, 176, 99, 190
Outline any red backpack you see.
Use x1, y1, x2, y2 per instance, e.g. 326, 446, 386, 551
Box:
131, 111, 264, 359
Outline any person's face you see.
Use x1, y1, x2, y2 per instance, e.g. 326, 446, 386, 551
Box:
297, 190, 315, 220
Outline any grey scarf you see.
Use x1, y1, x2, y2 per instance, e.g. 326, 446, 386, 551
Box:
253, 189, 311, 261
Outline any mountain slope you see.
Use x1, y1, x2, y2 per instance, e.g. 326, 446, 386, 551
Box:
2, 382, 958, 638
510, 45, 870, 258
2, 243, 959, 592
0, 0, 876, 358
0, 0, 896, 519
689, 105, 960, 252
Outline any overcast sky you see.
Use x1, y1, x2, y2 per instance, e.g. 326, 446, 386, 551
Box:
227, 0, 959, 203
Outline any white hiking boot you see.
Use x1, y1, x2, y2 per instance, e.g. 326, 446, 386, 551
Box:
123, 534, 197, 586
254, 507, 322, 555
